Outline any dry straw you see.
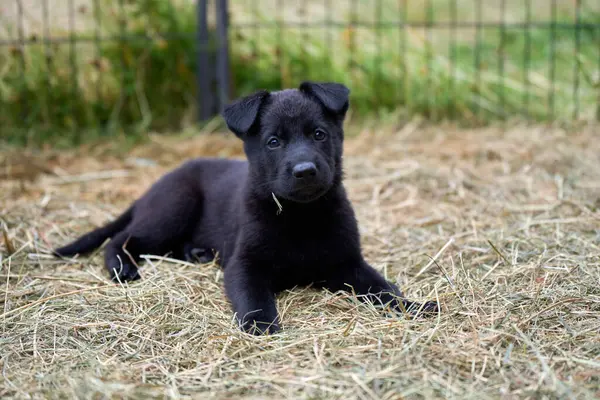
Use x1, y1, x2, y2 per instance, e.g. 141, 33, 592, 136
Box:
1, 123, 599, 399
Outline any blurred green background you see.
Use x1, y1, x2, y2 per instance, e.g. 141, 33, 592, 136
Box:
0, 0, 599, 147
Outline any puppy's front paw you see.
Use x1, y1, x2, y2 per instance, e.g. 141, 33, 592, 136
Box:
403, 300, 439, 318
107, 258, 140, 283
239, 313, 280, 335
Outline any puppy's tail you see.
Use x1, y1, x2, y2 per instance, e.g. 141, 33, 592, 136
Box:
53, 206, 134, 257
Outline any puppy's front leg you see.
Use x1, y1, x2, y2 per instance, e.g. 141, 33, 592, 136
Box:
224, 261, 279, 335
328, 259, 438, 317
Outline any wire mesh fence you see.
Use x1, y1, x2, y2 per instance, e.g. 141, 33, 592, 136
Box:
0, 1, 599, 145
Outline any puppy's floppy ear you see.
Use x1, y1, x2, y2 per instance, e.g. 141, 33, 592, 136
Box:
299, 81, 350, 118
222, 89, 270, 138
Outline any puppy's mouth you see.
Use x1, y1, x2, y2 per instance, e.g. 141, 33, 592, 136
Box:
281, 185, 329, 203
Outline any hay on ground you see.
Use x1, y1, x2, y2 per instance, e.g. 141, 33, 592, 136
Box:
1, 123, 599, 399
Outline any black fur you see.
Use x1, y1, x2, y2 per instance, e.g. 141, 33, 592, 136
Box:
54, 81, 438, 335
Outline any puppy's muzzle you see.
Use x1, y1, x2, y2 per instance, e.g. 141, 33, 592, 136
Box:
292, 162, 317, 181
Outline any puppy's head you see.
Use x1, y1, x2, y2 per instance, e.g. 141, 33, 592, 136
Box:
222, 81, 350, 203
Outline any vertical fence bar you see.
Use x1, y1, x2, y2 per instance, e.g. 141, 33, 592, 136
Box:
449, 0, 457, 119
597, 25, 600, 122
93, 0, 104, 133
325, 0, 332, 58
474, 0, 482, 120
397, 0, 404, 108
42, 0, 51, 131
16, 0, 26, 132
216, 0, 230, 112
349, 0, 358, 90
499, 0, 506, 121
375, 0, 383, 109
400, 0, 408, 113
68, 0, 80, 143
197, 0, 213, 121
573, 0, 581, 120
165, 0, 181, 126
117, 0, 127, 133
426, 0, 433, 119
523, 0, 531, 119
276, 0, 284, 88
252, 0, 260, 85
300, 0, 308, 84
548, 0, 556, 122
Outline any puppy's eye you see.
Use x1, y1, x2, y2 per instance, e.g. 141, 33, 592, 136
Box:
267, 137, 281, 149
313, 129, 327, 141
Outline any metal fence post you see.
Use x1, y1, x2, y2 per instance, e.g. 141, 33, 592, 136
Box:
216, 0, 231, 113
197, 0, 214, 122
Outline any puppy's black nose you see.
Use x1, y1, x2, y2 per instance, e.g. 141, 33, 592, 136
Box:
292, 162, 317, 179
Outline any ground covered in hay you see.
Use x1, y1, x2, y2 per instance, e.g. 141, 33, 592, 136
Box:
1, 124, 599, 399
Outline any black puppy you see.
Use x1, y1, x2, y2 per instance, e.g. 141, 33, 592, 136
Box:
54, 81, 438, 334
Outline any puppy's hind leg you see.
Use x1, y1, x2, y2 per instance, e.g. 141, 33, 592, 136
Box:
182, 243, 216, 264
104, 224, 196, 282
104, 198, 202, 282
104, 231, 141, 282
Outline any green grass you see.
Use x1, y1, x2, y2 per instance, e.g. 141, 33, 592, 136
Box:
1, 0, 599, 146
